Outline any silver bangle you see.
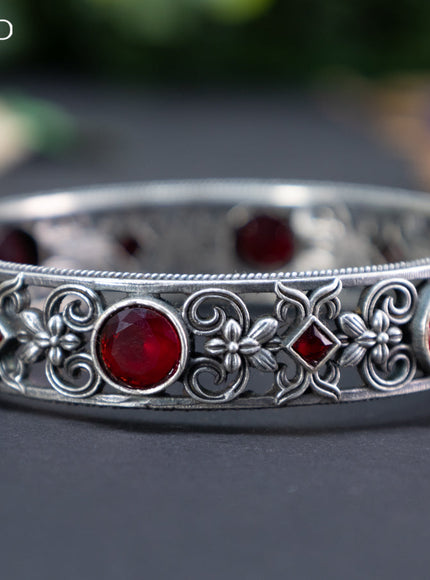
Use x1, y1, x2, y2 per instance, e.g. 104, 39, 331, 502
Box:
0, 179, 429, 410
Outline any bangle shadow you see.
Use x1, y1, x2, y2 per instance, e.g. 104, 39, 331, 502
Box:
1, 390, 430, 436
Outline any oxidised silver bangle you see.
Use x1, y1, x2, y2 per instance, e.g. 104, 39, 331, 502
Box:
0, 179, 429, 410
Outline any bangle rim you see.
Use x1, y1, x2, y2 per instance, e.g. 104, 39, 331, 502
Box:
0, 179, 429, 411
0, 178, 429, 284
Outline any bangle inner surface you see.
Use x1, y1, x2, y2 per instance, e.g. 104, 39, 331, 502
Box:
0, 181, 428, 276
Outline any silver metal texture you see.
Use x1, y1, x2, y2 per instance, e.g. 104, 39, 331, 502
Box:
0, 179, 429, 410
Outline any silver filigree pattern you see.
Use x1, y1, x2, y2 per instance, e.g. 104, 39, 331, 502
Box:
183, 289, 279, 403
46, 352, 102, 398
184, 356, 250, 404
17, 310, 81, 366
0, 273, 30, 316
0, 276, 104, 398
0, 273, 423, 407
274, 278, 342, 404
205, 317, 279, 373
338, 310, 402, 367
39, 285, 104, 397
338, 278, 417, 391
0, 275, 30, 393
44, 284, 104, 333
0, 181, 430, 411
183, 289, 250, 336
0, 352, 26, 394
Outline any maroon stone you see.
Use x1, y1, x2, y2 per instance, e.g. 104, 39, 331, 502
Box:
119, 236, 140, 256
292, 323, 334, 368
235, 215, 294, 268
97, 305, 182, 390
0, 228, 38, 265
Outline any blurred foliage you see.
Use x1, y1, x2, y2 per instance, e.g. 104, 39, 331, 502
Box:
1, 0, 430, 81
1, 93, 76, 154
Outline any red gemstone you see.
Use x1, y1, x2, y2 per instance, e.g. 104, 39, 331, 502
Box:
236, 215, 294, 268
119, 236, 140, 256
292, 323, 334, 368
0, 228, 38, 265
97, 305, 182, 390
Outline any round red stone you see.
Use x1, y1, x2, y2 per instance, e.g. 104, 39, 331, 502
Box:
97, 305, 182, 390
0, 228, 38, 265
292, 323, 334, 368
235, 215, 294, 269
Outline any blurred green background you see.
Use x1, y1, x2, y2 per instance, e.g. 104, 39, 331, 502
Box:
2, 0, 430, 82
2, 0, 430, 190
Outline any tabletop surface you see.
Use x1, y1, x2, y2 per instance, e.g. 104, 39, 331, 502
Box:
0, 76, 428, 580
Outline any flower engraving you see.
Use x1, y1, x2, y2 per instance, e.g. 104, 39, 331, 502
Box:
183, 288, 282, 403
0, 278, 102, 398
338, 310, 402, 368
336, 279, 417, 391
17, 309, 81, 366
205, 317, 280, 373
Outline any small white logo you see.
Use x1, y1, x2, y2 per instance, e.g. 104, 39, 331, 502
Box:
0, 19, 13, 41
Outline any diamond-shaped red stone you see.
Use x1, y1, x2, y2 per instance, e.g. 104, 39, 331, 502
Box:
97, 305, 182, 390
235, 215, 294, 268
292, 322, 334, 368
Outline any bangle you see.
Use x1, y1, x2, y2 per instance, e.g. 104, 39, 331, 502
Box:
0, 179, 429, 410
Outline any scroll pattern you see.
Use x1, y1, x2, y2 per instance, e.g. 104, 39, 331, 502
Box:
0, 274, 422, 405
183, 289, 281, 402
337, 279, 417, 390
0, 276, 103, 397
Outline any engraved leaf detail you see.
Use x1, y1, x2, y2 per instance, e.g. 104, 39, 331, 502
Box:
338, 309, 404, 369
275, 283, 310, 323
205, 316, 279, 373
310, 277, 342, 319
17, 309, 81, 366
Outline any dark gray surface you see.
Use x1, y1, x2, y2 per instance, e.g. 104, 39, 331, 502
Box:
0, 78, 428, 580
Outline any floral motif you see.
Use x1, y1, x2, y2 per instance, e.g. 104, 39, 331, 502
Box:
0, 270, 419, 408
205, 317, 280, 373
336, 278, 417, 391
183, 288, 282, 403
0, 277, 102, 398
17, 309, 81, 366
338, 310, 402, 368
